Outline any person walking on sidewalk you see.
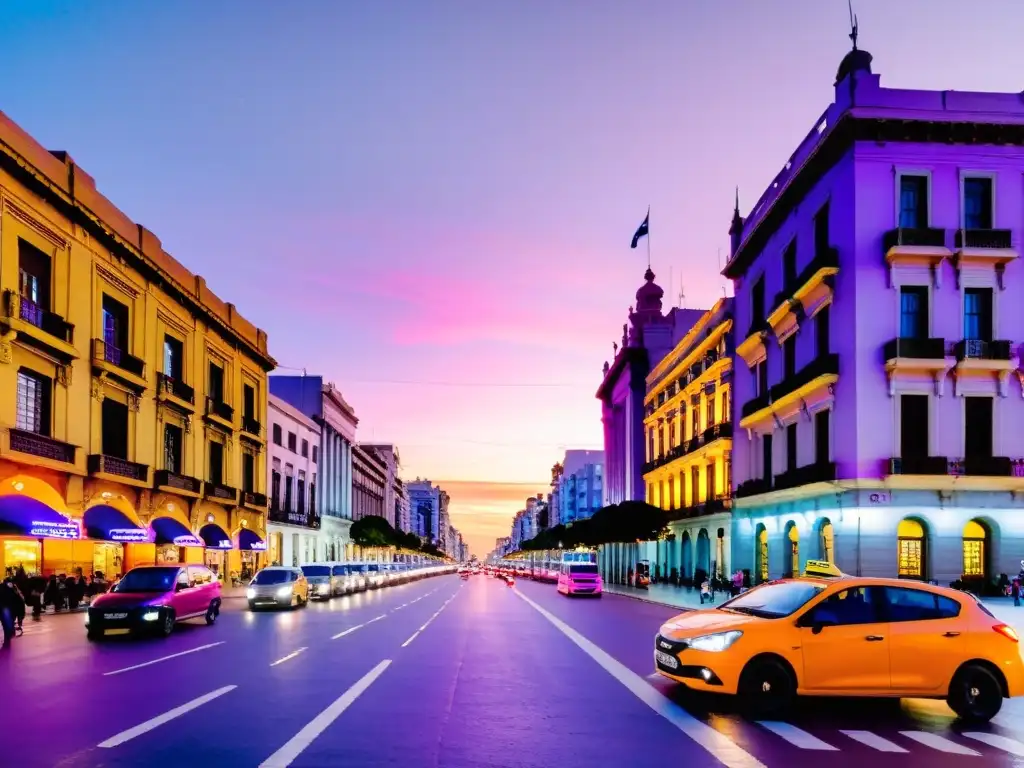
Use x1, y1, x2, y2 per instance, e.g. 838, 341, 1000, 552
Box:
1013, 577, 1021, 607
0, 576, 26, 649
700, 577, 712, 605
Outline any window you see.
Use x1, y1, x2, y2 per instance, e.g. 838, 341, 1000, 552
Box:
102, 295, 129, 353
883, 587, 960, 622
899, 286, 928, 339
208, 441, 224, 485
751, 277, 765, 324
164, 424, 182, 474
900, 395, 929, 459
100, 398, 129, 459
705, 462, 715, 499
898, 519, 926, 578
242, 452, 255, 493
16, 369, 51, 436
783, 335, 796, 378
963, 177, 993, 229
814, 202, 830, 254
208, 362, 225, 403
898, 175, 928, 228
272, 424, 282, 445
725, 580, 824, 617
805, 586, 883, 626
721, 390, 730, 422
298, 471, 306, 515
756, 360, 768, 397
964, 397, 993, 459
18, 239, 51, 314
287, 432, 297, 452
284, 467, 294, 511
271, 461, 281, 510
312, 445, 319, 464
724, 457, 732, 496
786, 423, 798, 472
815, 305, 830, 357
163, 335, 183, 379
814, 409, 830, 465
301, 439, 309, 458
705, 397, 715, 428
762, 433, 773, 482
964, 288, 993, 342
243, 383, 256, 420
782, 241, 797, 287
310, 476, 317, 518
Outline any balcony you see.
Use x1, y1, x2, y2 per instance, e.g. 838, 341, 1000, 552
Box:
767, 248, 840, 335
92, 339, 147, 391
153, 469, 202, 496
954, 339, 1012, 362
241, 415, 262, 440
883, 228, 950, 287
883, 337, 947, 362
883, 337, 953, 395
702, 422, 733, 444
768, 353, 839, 404
243, 490, 269, 509
883, 227, 947, 251
8, 428, 76, 465
950, 456, 1014, 477
665, 496, 732, 521
741, 391, 771, 419
737, 319, 770, 368
156, 373, 195, 411
204, 481, 238, 504
888, 456, 949, 476
736, 478, 771, 498
205, 397, 235, 430
773, 461, 836, 492
954, 230, 1017, 289
952, 339, 1016, 394
955, 229, 1013, 250
3, 291, 77, 360
88, 454, 149, 485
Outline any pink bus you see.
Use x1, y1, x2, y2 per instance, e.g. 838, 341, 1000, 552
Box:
557, 560, 603, 597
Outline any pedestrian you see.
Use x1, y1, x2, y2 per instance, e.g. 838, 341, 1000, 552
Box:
1014, 577, 1021, 607
0, 577, 25, 648
700, 577, 712, 605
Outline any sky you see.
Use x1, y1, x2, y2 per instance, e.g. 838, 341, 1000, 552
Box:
1, 1, 1021, 558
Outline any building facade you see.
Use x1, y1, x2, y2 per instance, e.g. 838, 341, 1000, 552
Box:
726, 45, 1024, 587
556, 450, 604, 525
406, 479, 439, 542
642, 297, 734, 581
351, 444, 387, 521
266, 394, 321, 566
361, 443, 406, 530
597, 269, 704, 506
270, 376, 357, 560
0, 111, 274, 581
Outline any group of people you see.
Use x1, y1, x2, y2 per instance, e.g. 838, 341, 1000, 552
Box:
0, 567, 112, 649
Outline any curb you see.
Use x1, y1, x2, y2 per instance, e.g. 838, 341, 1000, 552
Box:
603, 589, 696, 612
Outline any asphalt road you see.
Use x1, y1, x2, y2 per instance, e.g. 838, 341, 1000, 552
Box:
4, 574, 1024, 767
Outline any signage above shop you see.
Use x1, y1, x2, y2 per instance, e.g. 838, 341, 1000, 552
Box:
172, 534, 203, 547
108, 528, 150, 543
247, 541, 268, 551
30, 520, 79, 539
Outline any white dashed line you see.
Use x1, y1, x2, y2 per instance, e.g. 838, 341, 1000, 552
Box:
259, 661, 391, 767
367, 614, 386, 623
103, 642, 225, 676
270, 647, 307, 667
98, 686, 237, 747
401, 630, 420, 647
331, 623, 364, 640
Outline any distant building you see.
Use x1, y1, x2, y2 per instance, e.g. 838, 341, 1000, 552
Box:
360, 444, 406, 530
406, 479, 448, 544
555, 450, 604, 525
351, 444, 387, 521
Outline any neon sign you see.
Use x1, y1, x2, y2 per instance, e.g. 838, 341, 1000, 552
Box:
30, 521, 79, 539
215, 539, 232, 549
109, 528, 149, 543
247, 541, 268, 551
172, 534, 203, 547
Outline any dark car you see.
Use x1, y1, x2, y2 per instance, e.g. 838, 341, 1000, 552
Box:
86, 564, 221, 640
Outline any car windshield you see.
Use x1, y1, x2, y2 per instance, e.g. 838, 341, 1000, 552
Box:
717, 581, 826, 618
367, 564, 380, 572
333, 566, 350, 576
114, 567, 178, 593
570, 565, 599, 575
252, 569, 292, 585
301, 566, 331, 578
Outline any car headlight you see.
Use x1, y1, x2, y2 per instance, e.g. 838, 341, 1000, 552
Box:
246, 588, 256, 599
276, 586, 292, 598
142, 610, 161, 622
84, 613, 90, 626
686, 630, 743, 652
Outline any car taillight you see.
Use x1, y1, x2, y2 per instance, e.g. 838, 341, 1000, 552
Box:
994, 624, 1019, 643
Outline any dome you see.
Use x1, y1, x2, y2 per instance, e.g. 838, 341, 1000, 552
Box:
635, 268, 664, 313
835, 48, 873, 86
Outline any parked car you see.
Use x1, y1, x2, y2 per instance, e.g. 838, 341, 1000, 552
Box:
247, 567, 309, 609
86, 564, 221, 640
301, 564, 339, 600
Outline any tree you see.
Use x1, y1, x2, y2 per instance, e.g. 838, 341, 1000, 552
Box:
350, 515, 398, 548
398, 530, 422, 551
420, 541, 443, 557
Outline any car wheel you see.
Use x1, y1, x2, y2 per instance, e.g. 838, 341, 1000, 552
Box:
160, 610, 175, 638
248, 601, 257, 611
205, 602, 219, 625
739, 657, 796, 717
947, 663, 1003, 723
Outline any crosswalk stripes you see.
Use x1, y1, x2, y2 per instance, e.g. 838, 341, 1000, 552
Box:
963, 732, 1024, 756
838, 730, 908, 753
898, 731, 981, 755
756, 722, 837, 751
751, 721, 1024, 756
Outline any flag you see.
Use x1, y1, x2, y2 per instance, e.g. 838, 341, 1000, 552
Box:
630, 211, 649, 249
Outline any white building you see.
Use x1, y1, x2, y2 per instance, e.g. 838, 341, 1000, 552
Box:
266, 394, 323, 566
361, 444, 407, 531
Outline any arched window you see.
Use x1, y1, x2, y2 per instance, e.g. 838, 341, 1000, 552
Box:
963, 520, 987, 578
897, 518, 926, 579
820, 521, 835, 563
756, 527, 769, 583
787, 524, 799, 576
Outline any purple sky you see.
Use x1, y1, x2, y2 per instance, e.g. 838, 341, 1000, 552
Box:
2, 1, 1021, 556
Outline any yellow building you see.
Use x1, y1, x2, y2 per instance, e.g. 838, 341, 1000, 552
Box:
642, 297, 733, 580
0, 110, 274, 584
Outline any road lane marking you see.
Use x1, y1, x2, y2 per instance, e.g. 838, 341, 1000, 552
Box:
259, 660, 392, 767
401, 630, 420, 647
331, 623, 365, 640
270, 647, 308, 667
964, 732, 1024, 755
899, 731, 981, 755
103, 642, 225, 676
515, 590, 764, 768
757, 722, 837, 751
367, 614, 386, 623
839, 730, 908, 752
98, 685, 237, 747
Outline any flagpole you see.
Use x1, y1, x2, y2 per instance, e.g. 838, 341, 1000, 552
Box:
646, 206, 651, 269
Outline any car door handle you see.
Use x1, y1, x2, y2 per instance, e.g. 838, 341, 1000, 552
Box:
943, 631, 961, 638
865, 635, 885, 642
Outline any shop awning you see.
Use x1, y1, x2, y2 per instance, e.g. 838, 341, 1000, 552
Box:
152, 516, 203, 547
83, 505, 148, 543
0, 494, 78, 539
237, 528, 267, 551
199, 523, 233, 550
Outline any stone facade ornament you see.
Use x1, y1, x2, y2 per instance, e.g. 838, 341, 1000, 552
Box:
57, 365, 72, 387
127, 393, 141, 412
184, 414, 193, 434
91, 378, 105, 401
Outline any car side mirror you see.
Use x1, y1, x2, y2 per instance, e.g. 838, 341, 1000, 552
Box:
176, 582, 187, 592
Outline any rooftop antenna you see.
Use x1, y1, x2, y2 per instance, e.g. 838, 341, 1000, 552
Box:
848, 0, 858, 50
677, 281, 686, 309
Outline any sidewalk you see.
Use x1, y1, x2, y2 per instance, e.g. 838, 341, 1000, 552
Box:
603, 583, 715, 611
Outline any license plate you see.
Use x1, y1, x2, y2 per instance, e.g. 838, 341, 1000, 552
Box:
105, 628, 131, 636
105, 613, 128, 619
655, 650, 679, 669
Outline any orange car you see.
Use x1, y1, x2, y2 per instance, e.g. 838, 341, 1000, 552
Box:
654, 560, 1024, 722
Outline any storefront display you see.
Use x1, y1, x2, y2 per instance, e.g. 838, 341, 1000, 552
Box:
3, 539, 41, 575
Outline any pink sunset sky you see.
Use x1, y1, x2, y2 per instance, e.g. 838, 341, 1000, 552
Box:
2, 1, 1021, 557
